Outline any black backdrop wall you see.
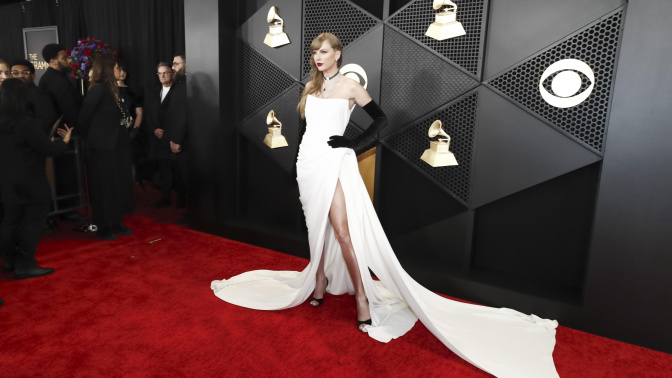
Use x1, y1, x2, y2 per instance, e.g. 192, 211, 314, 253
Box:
0, 0, 184, 96
190, 0, 672, 354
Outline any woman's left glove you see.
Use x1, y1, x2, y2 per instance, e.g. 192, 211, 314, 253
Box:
327, 100, 388, 155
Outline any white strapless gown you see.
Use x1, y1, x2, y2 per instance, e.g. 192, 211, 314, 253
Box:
212, 95, 560, 378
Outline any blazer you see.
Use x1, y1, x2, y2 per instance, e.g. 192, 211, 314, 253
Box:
0, 115, 67, 204
28, 83, 58, 133
38, 67, 81, 129
146, 79, 187, 160
78, 85, 124, 151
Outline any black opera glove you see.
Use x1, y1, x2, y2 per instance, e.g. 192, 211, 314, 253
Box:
327, 100, 388, 155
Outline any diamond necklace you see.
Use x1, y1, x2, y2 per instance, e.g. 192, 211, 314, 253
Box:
322, 72, 341, 92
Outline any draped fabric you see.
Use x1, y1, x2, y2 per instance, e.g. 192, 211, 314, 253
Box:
0, 0, 184, 95
212, 95, 560, 378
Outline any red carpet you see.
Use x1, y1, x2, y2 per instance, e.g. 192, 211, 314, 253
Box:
1, 187, 671, 377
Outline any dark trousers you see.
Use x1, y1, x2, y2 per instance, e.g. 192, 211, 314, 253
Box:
52, 137, 82, 212
158, 159, 185, 202
0, 201, 50, 268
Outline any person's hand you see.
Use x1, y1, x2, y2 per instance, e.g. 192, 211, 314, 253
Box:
170, 141, 181, 153
154, 128, 164, 139
57, 124, 74, 144
327, 135, 354, 149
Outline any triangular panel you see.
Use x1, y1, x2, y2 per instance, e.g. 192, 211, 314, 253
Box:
486, 9, 625, 153
238, 0, 303, 79
470, 87, 602, 208
302, 0, 380, 78
239, 84, 302, 174
484, 0, 625, 78
387, 0, 488, 78
380, 26, 480, 137
238, 41, 296, 121
384, 92, 478, 206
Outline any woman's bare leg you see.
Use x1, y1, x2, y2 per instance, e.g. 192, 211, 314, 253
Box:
329, 180, 371, 330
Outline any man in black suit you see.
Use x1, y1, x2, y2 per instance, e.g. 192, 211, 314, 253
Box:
38, 44, 80, 129
10, 59, 57, 132
38, 44, 85, 222
147, 62, 186, 208
170, 53, 188, 213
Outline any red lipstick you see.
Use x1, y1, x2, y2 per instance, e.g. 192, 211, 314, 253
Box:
317, 63, 323, 67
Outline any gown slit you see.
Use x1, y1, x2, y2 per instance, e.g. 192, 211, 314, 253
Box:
211, 94, 560, 378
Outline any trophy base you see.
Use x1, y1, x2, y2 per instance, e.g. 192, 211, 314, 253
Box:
420, 149, 458, 167
425, 21, 466, 41
264, 32, 290, 48
264, 134, 288, 149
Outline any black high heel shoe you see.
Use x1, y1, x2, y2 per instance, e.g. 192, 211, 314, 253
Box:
309, 277, 329, 307
357, 319, 372, 331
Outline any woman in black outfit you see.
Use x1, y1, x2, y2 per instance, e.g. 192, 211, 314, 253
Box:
115, 60, 149, 184
0, 78, 72, 280
78, 57, 134, 240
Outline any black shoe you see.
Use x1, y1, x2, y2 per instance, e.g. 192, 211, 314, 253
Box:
112, 223, 133, 236
309, 278, 328, 307
14, 265, 55, 280
357, 319, 372, 331
60, 212, 87, 222
152, 199, 171, 208
97, 227, 118, 241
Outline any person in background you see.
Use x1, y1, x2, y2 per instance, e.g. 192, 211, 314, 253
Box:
0, 59, 9, 86
170, 53, 188, 222
146, 62, 185, 209
0, 78, 73, 280
78, 57, 134, 240
39, 43, 85, 222
115, 60, 148, 184
10, 59, 57, 132
0, 58, 8, 305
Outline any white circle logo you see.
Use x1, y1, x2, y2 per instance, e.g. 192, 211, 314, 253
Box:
340, 63, 368, 89
539, 59, 594, 108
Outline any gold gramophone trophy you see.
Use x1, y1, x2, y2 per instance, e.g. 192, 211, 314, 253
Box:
420, 120, 458, 167
264, 6, 290, 48
263, 110, 288, 149
425, 0, 467, 41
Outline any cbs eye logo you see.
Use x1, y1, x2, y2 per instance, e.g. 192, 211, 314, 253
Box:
539, 59, 595, 108
340, 63, 368, 89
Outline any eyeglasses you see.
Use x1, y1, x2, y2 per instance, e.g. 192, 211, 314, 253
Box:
11, 70, 31, 76
157, 72, 172, 76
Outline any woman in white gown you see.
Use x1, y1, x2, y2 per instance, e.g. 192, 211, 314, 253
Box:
212, 33, 560, 378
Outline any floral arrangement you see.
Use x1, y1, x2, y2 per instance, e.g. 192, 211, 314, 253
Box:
67, 37, 119, 79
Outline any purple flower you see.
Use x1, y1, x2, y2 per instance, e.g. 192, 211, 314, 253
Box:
81, 63, 86, 70
90, 43, 97, 50
80, 71, 85, 77
82, 56, 87, 62
101, 48, 107, 54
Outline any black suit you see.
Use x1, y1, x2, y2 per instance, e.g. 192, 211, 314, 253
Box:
27, 83, 58, 133
146, 79, 187, 203
38, 67, 80, 129
78, 85, 134, 227
38, 67, 82, 212
0, 115, 67, 268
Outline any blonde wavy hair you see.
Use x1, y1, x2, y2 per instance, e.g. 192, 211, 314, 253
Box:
296, 33, 343, 118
